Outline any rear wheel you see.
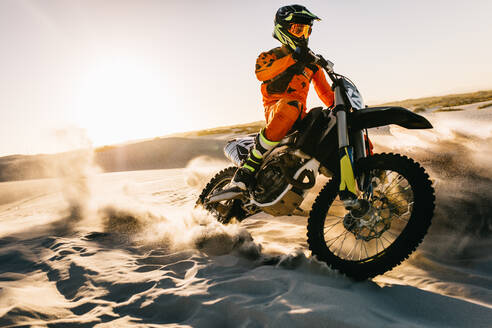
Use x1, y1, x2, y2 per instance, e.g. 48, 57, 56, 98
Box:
307, 153, 435, 280
196, 167, 251, 224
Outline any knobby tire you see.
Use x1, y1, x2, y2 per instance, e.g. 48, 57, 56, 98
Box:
307, 153, 435, 280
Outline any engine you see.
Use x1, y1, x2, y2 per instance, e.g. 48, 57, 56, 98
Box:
253, 147, 308, 215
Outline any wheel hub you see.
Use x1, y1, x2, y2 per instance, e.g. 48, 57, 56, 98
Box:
343, 197, 393, 241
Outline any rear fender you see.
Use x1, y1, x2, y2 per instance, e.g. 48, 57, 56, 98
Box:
349, 106, 432, 130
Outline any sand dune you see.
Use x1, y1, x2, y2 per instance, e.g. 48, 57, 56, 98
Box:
0, 137, 227, 182
0, 108, 491, 327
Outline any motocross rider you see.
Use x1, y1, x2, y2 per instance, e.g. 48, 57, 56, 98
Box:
230, 4, 334, 191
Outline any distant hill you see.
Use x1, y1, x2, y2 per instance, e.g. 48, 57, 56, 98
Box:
378, 90, 492, 112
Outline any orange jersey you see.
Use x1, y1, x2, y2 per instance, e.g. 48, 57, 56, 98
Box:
255, 46, 334, 110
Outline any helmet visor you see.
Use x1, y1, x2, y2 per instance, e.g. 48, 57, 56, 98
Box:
288, 23, 312, 39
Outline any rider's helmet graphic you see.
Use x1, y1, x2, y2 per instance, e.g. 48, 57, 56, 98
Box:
273, 4, 320, 50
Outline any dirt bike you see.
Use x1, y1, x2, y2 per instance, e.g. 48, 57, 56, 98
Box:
196, 53, 435, 280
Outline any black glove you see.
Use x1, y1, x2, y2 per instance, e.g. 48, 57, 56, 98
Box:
316, 54, 329, 68
292, 47, 317, 65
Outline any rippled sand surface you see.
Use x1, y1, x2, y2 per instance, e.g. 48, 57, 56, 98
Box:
0, 109, 491, 327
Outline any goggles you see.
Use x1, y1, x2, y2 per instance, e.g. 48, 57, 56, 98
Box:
288, 23, 312, 38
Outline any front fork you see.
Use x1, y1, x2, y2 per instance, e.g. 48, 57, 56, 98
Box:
333, 87, 367, 207
335, 109, 358, 203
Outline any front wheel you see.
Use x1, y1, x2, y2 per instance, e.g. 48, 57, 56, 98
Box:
307, 153, 435, 280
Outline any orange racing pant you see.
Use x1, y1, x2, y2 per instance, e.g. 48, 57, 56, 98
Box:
264, 98, 305, 142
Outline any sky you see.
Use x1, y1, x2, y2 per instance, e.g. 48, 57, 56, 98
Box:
0, 0, 491, 156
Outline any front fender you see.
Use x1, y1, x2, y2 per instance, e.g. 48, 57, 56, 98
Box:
349, 106, 432, 130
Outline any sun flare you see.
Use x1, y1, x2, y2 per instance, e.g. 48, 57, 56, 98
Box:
74, 56, 179, 146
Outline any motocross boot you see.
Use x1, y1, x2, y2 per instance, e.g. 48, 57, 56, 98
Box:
230, 129, 279, 190
207, 130, 279, 203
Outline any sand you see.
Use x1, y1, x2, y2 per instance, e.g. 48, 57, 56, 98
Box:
0, 108, 491, 327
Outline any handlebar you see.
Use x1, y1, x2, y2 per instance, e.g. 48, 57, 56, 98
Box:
294, 47, 335, 74
312, 53, 335, 74
303, 48, 336, 83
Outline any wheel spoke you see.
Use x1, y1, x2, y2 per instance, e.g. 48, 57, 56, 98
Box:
346, 239, 358, 260
362, 241, 369, 258
387, 198, 411, 205
379, 170, 389, 185
327, 231, 349, 247
325, 231, 345, 242
382, 235, 392, 245
382, 173, 403, 194
337, 231, 349, 256
393, 215, 409, 223
386, 230, 399, 238
385, 188, 411, 197
324, 219, 342, 229
379, 170, 392, 190
323, 220, 343, 234
377, 237, 386, 253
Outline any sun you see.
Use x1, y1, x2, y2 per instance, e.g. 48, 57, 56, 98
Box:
74, 56, 180, 146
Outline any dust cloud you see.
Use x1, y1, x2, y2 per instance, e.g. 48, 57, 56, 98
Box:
371, 114, 492, 259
